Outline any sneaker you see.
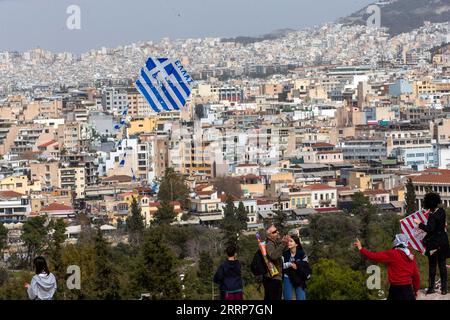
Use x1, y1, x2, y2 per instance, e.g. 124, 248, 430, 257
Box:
426, 288, 436, 295
441, 289, 448, 295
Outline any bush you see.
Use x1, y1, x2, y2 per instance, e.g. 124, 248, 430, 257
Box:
307, 259, 375, 300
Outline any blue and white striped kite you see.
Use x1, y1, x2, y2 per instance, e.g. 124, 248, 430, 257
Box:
135, 57, 194, 112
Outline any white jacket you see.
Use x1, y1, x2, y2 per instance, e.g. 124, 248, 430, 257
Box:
27, 272, 57, 300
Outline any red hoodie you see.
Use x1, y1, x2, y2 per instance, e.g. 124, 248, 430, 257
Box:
360, 248, 420, 293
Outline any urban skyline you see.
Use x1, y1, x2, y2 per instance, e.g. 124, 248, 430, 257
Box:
0, 0, 374, 53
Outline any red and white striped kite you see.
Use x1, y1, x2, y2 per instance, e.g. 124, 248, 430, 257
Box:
400, 209, 430, 254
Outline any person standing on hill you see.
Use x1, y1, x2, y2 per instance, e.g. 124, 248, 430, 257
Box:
213, 245, 243, 300
282, 235, 310, 300
354, 234, 420, 300
413, 192, 449, 295
263, 224, 290, 300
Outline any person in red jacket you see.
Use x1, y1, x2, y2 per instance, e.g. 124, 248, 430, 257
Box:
354, 234, 420, 300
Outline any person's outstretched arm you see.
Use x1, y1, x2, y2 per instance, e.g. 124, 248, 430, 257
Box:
354, 238, 394, 263
359, 248, 394, 263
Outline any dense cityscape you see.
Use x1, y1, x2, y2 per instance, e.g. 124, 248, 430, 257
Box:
0, 5, 450, 301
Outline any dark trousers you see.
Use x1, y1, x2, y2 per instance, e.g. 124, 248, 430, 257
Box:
263, 277, 282, 300
387, 285, 415, 300
428, 250, 448, 291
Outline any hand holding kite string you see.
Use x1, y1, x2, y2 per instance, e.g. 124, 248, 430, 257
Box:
354, 238, 362, 250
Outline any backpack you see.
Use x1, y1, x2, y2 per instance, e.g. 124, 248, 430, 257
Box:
250, 250, 267, 276
297, 260, 312, 281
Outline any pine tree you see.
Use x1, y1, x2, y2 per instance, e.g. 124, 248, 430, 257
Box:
274, 196, 288, 235
158, 168, 190, 209
198, 251, 214, 289
154, 200, 176, 226
93, 228, 121, 300
405, 178, 417, 216
220, 196, 239, 247
21, 216, 49, 266
236, 201, 248, 231
351, 192, 376, 268
127, 196, 145, 246
0, 223, 7, 254
48, 219, 67, 278
133, 229, 181, 299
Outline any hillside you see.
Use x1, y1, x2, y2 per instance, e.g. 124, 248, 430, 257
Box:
339, 0, 450, 36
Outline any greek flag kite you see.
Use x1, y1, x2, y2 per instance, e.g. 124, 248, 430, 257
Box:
135, 57, 194, 112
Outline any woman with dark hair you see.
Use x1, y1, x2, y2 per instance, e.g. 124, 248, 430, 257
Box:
413, 192, 449, 295
25, 256, 57, 300
282, 235, 311, 300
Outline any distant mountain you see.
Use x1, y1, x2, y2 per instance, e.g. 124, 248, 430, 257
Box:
221, 28, 295, 45
339, 0, 450, 36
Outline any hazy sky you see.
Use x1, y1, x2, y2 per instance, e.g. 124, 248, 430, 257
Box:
0, 0, 374, 53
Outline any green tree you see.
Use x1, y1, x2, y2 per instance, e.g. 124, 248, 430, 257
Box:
220, 196, 239, 247
274, 196, 289, 235
307, 259, 374, 300
405, 178, 417, 216
308, 213, 360, 267
127, 196, 145, 246
154, 200, 176, 226
351, 192, 376, 250
133, 228, 181, 299
93, 228, 121, 299
158, 168, 190, 209
0, 223, 7, 254
21, 216, 49, 266
236, 201, 248, 231
48, 219, 67, 283
198, 251, 214, 286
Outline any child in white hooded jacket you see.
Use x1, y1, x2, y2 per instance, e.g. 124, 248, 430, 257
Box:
25, 256, 57, 300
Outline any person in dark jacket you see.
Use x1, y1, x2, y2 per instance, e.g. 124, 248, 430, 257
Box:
213, 245, 243, 300
413, 192, 449, 295
282, 235, 309, 300
355, 235, 420, 300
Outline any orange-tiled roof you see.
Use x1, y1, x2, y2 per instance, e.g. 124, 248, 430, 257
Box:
312, 143, 335, 148
0, 190, 25, 198
219, 193, 239, 202
38, 140, 58, 148
302, 184, 336, 191
40, 202, 74, 212
256, 198, 276, 205
194, 183, 212, 192
409, 169, 450, 184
